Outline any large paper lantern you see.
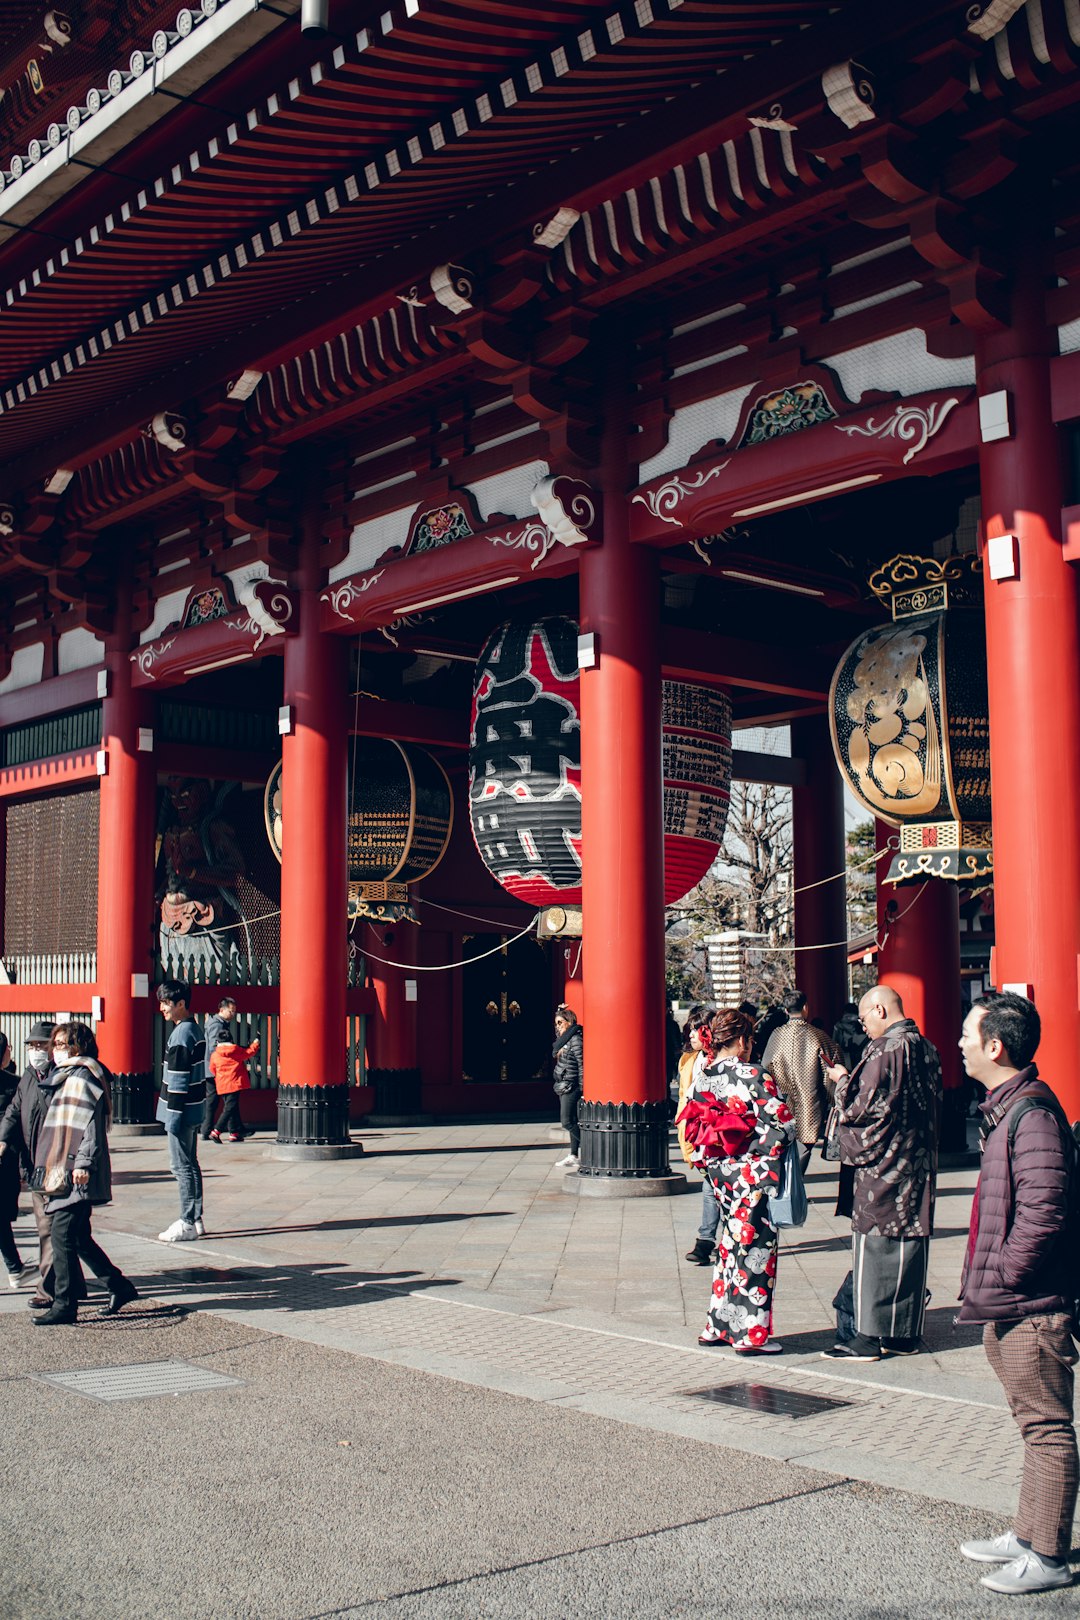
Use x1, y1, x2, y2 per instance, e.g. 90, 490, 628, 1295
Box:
470, 616, 582, 906
264, 740, 453, 919
829, 553, 991, 884
469, 616, 731, 909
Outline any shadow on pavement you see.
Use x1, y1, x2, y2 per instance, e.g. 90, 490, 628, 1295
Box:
777, 1305, 983, 1358
193, 1210, 510, 1239
90, 1263, 460, 1318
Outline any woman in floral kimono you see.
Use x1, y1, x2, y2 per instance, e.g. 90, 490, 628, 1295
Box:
678, 1005, 796, 1354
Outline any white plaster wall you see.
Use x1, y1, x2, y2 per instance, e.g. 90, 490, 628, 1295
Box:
639, 389, 749, 484
824, 329, 976, 402
329, 505, 415, 583
1058, 318, 1080, 356
464, 459, 549, 521
139, 586, 189, 644
0, 642, 45, 694
57, 627, 104, 674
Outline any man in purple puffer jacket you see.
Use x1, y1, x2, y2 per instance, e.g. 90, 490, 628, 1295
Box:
957, 991, 1078, 1596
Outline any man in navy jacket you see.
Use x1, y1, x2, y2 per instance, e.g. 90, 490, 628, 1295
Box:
957, 991, 1077, 1596
156, 980, 207, 1243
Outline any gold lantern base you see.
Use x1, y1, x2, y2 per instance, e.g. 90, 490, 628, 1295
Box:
884, 821, 993, 885
347, 880, 418, 924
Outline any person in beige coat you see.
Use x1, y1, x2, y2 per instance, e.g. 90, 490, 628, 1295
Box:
762, 989, 839, 1171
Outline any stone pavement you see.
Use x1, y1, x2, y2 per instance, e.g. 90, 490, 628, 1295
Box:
2, 1119, 1078, 1619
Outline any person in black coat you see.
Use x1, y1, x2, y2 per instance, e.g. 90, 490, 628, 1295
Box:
552, 1004, 584, 1171
0, 1020, 57, 1302
0, 1029, 31, 1287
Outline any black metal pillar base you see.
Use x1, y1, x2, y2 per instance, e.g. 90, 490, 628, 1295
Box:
364, 1066, 432, 1127
270, 1083, 364, 1160
569, 1101, 692, 1197
109, 1072, 163, 1134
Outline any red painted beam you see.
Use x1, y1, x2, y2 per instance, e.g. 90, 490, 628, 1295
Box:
0, 748, 99, 799
659, 625, 832, 701
352, 700, 465, 752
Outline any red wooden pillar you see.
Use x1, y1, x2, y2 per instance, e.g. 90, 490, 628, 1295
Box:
276, 496, 357, 1154
875, 820, 965, 1146
96, 601, 157, 1124
577, 438, 676, 1190
364, 920, 422, 1123
791, 716, 848, 1031
976, 264, 1080, 1118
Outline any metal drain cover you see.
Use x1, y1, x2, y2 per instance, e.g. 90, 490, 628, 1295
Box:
683, 1380, 853, 1419
35, 1360, 244, 1403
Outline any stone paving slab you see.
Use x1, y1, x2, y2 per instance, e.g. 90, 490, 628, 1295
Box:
1, 1118, 1055, 1529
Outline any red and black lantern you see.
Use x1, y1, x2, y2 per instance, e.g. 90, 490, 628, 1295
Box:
469, 617, 731, 909
469, 616, 582, 906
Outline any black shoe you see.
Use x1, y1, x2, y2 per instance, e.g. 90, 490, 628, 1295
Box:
684, 1239, 716, 1265
821, 1333, 882, 1362
102, 1277, 139, 1317
881, 1336, 921, 1356
33, 1306, 77, 1326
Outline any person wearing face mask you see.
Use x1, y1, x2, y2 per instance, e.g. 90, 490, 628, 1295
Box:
0, 1022, 58, 1297
0, 1028, 34, 1288
30, 1022, 138, 1326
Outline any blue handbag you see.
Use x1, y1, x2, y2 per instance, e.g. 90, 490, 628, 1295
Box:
769, 1140, 808, 1228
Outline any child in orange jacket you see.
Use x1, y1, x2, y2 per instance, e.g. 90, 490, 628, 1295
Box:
207, 1037, 259, 1142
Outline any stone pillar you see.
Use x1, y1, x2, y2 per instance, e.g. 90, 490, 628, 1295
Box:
364, 921, 423, 1124
575, 404, 682, 1196
976, 252, 1080, 1119
274, 486, 359, 1157
876, 821, 966, 1150
96, 589, 157, 1127
791, 716, 848, 1031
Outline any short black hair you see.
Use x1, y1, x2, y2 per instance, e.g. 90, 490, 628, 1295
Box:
973, 992, 1041, 1070
782, 988, 808, 1015
217, 997, 237, 1012
157, 979, 190, 1009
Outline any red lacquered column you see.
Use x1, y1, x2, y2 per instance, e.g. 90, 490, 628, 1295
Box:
364, 920, 422, 1123
276, 510, 356, 1154
976, 266, 1080, 1118
96, 602, 157, 1125
791, 716, 848, 1032
577, 452, 674, 1190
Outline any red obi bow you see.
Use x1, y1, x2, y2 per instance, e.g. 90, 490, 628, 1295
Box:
676, 1090, 755, 1159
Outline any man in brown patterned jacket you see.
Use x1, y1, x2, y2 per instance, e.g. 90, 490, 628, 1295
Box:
823, 984, 941, 1363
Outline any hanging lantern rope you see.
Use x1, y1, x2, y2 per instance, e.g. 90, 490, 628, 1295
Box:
354, 913, 540, 972
746, 879, 929, 955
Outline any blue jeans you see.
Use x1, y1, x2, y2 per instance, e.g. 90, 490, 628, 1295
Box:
697, 1176, 721, 1243
167, 1123, 204, 1225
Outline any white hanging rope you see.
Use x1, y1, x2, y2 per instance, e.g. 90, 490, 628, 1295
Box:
749, 878, 929, 955
356, 913, 540, 972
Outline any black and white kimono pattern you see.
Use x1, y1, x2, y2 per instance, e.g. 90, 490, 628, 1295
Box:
684, 1057, 795, 1349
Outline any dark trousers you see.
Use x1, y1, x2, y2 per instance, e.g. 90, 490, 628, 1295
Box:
985, 1315, 1080, 1560
201, 1079, 219, 1139
50, 1202, 124, 1316
0, 1213, 20, 1273
214, 1093, 244, 1135
559, 1089, 581, 1155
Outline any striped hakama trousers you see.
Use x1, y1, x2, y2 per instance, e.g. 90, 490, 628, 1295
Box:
852, 1228, 930, 1340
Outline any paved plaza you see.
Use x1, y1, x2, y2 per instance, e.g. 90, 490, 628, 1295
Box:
2, 1120, 1078, 1619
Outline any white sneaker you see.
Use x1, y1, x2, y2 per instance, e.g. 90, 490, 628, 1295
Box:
7, 1264, 37, 1289
961, 1531, 1027, 1564
157, 1219, 199, 1243
980, 1551, 1073, 1594
194, 1219, 206, 1237
556, 1154, 580, 1170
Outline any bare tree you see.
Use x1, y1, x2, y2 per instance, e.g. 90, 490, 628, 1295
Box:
665, 778, 794, 1008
